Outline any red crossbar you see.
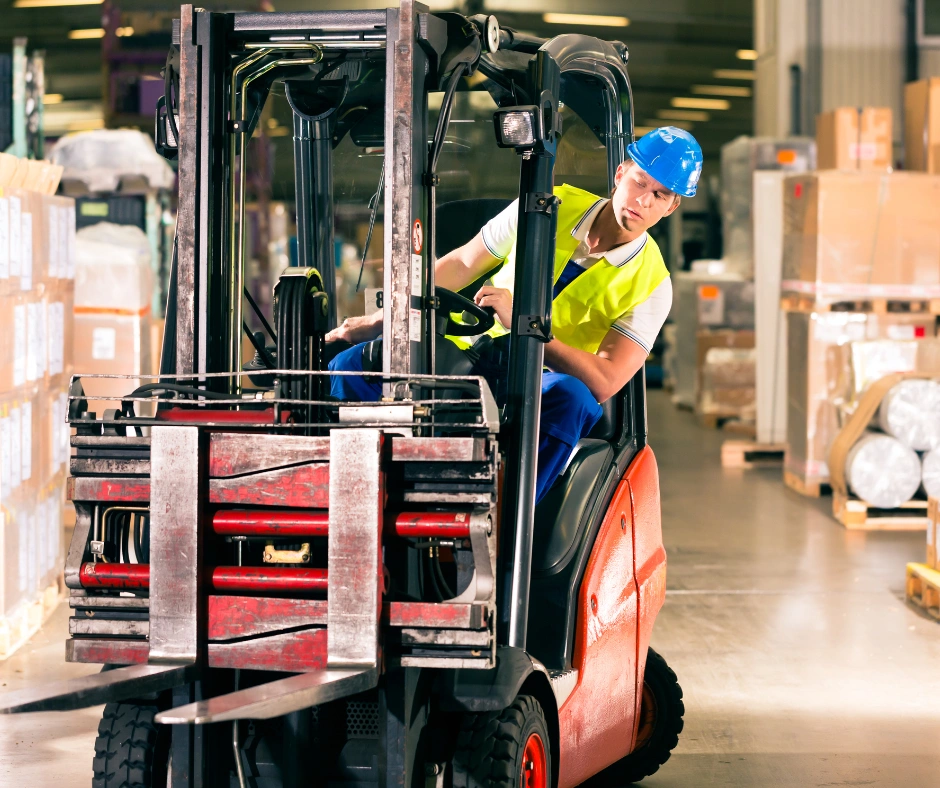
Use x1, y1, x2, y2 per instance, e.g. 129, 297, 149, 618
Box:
210, 509, 471, 539
79, 563, 328, 594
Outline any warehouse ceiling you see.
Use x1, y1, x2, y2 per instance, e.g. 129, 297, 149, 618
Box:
1, 0, 753, 158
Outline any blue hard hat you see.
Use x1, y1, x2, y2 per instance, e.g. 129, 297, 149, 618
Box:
627, 126, 703, 198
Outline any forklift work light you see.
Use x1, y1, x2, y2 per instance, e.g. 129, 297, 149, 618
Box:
493, 107, 539, 148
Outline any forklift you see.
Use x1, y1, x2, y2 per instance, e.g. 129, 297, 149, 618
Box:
1, 4, 684, 787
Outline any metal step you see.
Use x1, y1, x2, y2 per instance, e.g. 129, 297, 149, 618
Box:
0, 663, 196, 714
155, 666, 378, 725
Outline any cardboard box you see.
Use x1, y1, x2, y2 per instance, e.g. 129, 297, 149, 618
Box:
695, 329, 755, 414
73, 311, 152, 414
816, 107, 893, 170
785, 312, 937, 485
782, 171, 940, 292
904, 78, 940, 174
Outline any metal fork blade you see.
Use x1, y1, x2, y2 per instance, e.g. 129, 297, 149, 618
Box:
0, 663, 196, 714
155, 665, 378, 725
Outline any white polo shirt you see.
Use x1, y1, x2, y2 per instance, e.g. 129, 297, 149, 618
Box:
481, 197, 672, 354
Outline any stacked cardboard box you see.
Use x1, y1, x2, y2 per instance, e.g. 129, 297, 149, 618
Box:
816, 107, 893, 171
0, 153, 74, 657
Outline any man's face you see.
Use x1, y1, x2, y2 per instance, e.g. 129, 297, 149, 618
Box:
610, 161, 681, 235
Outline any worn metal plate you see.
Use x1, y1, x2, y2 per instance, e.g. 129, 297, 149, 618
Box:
0, 663, 194, 713
66, 638, 150, 665
208, 463, 330, 508
386, 602, 486, 630
208, 433, 330, 477
207, 629, 328, 672
69, 618, 150, 638
328, 430, 383, 667
156, 665, 378, 724
207, 596, 327, 641
149, 426, 202, 664
390, 437, 486, 462
68, 476, 151, 504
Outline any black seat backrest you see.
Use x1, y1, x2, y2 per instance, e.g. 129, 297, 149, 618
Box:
436, 198, 513, 257
586, 380, 633, 444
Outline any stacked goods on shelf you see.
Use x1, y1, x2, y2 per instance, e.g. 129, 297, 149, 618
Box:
671, 266, 754, 420
781, 170, 940, 307
828, 363, 940, 529
73, 222, 153, 416
720, 136, 815, 279
0, 152, 74, 658
904, 78, 940, 174
816, 107, 893, 171
784, 314, 938, 497
699, 347, 756, 424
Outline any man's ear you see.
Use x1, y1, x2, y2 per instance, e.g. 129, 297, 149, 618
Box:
614, 160, 629, 186
664, 195, 681, 217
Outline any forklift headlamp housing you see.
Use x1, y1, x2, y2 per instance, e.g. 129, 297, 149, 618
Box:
493, 106, 541, 149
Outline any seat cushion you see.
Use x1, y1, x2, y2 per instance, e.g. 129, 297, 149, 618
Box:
532, 439, 614, 574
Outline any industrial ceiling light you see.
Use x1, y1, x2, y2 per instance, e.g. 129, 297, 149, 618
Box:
736, 49, 757, 60
657, 109, 710, 122
645, 119, 693, 131
68, 28, 105, 39
691, 84, 752, 97
713, 69, 756, 80
117, 26, 134, 36
43, 93, 64, 104
672, 97, 731, 110
14, 0, 102, 7
542, 13, 630, 27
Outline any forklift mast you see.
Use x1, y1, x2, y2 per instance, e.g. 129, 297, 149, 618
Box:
0, 5, 658, 788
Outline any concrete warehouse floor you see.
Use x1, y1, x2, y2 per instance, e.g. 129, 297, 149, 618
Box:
2, 390, 939, 787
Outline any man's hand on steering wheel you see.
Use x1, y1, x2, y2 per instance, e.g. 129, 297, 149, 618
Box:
473, 286, 512, 331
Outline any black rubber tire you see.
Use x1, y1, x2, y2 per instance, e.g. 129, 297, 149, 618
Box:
452, 695, 551, 788
586, 648, 684, 785
92, 702, 170, 788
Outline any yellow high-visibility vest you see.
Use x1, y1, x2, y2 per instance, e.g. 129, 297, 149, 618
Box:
448, 184, 669, 354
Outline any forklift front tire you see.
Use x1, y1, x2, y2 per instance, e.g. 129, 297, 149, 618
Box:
586, 648, 684, 785
453, 694, 551, 788
92, 702, 170, 788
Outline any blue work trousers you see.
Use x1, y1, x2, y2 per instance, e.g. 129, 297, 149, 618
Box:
329, 342, 603, 502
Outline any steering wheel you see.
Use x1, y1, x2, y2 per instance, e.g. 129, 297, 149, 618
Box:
435, 286, 496, 337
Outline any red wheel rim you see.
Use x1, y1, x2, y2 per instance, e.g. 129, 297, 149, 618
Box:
520, 732, 547, 788
634, 683, 658, 750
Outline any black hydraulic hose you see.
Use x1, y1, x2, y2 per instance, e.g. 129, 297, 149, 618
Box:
431, 65, 467, 172
128, 382, 232, 400
164, 53, 179, 146
355, 160, 385, 293
244, 287, 276, 343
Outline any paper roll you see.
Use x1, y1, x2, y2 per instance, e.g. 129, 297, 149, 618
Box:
845, 431, 922, 508
922, 447, 940, 499
877, 379, 940, 451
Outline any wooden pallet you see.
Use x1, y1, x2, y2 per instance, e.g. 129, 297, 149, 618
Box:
783, 470, 831, 498
0, 578, 64, 660
698, 411, 756, 435
721, 440, 786, 469
832, 492, 929, 530
781, 293, 940, 315
906, 563, 940, 621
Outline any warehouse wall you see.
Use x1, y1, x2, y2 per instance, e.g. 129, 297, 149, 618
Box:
755, 0, 907, 144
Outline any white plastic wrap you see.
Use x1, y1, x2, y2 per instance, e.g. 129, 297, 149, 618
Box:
845, 431, 922, 508
922, 447, 940, 499
75, 222, 153, 310
49, 129, 175, 193
877, 379, 940, 451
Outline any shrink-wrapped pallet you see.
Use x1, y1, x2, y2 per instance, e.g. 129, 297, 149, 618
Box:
845, 431, 922, 508
922, 449, 940, 500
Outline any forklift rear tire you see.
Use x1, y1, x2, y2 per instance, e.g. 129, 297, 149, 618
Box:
453, 694, 551, 788
92, 702, 170, 788
586, 648, 684, 785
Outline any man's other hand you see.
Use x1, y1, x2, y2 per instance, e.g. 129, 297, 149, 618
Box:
474, 286, 513, 330
326, 313, 380, 345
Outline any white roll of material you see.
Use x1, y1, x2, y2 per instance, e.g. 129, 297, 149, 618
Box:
922, 448, 940, 499
845, 432, 922, 508
877, 379, 940, 451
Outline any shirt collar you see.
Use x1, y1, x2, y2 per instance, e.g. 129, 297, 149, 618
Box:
570, 198, 648, 268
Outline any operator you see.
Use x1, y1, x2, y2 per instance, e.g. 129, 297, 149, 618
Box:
327, 126, 702, 502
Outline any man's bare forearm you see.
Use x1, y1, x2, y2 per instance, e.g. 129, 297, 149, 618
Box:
543, 338, 646, 403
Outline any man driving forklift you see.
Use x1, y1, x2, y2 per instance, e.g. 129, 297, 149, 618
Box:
328, 125, 703, 501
